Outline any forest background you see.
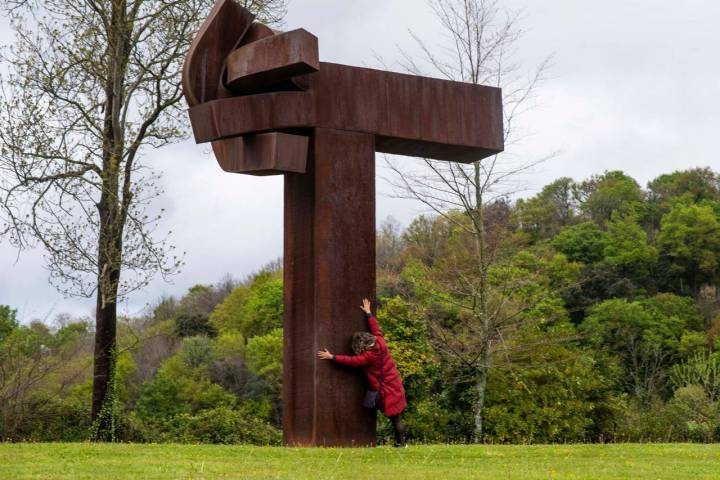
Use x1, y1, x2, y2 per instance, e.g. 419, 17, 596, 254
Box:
2, 166, 719, 444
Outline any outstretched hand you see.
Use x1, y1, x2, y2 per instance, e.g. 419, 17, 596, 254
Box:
361, 298, 372, 315
317, 348, 333, 360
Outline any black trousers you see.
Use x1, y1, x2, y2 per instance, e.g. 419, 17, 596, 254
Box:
389, 414, 406, 446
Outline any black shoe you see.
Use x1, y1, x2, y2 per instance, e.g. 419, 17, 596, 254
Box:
393, 443, 407, 448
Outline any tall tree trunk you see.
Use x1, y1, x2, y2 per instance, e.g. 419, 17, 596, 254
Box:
473, 365, 488, 443
472, 160, 490, 444
90, 189, 123, 441
473, 355, 490, 443
90, 0, 129, 441
91, 273, 118, 440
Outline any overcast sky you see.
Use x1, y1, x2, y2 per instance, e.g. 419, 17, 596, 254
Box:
1, 0, 718, 323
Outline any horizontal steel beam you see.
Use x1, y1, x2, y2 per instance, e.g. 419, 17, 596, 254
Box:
189, 63, 503, 163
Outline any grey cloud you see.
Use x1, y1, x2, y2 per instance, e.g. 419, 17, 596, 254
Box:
1, 0, 718, 320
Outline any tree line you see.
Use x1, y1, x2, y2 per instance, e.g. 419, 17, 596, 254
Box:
1, 167, 718, 444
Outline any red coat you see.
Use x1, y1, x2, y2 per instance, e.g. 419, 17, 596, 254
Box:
333, 315, 407, 417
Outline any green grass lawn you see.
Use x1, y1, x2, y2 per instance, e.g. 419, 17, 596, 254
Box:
0, 443, 718, 479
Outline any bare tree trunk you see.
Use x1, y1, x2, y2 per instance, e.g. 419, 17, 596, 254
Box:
474, 365, 488, 443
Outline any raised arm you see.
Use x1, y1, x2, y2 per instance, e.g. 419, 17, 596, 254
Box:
361, 298, 383, 337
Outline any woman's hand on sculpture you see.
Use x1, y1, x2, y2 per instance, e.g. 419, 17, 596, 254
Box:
361, 298, 372, 315
317, 348, 334, 360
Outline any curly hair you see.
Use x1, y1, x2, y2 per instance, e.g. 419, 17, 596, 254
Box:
351, 332, 376, 355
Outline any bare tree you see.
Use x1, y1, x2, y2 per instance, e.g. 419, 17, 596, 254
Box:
0, 0, 286, 440
385, 0, 554, 442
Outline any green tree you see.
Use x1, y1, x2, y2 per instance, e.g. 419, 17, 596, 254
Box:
210, 271, 283, 338
515, 177, 579, 241
582, 295, 699, 401
175, 313, 216, 338
484, 342, 615, 443
0, 0, 287, 441
579, 171, 643, 224
245, 328, 283, 424
603, 213, 658, 285
648, 168, 720, 206
657, 202, 720, 293
245, 328, 283, 387
551, 222, 610, 264
0, 305, 18, 343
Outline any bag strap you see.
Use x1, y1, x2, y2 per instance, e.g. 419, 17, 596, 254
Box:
378, 341, 385, 390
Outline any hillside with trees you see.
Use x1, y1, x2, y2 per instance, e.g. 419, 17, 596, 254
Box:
1, 167, 719, 444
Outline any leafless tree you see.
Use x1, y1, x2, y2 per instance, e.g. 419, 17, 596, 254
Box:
385, 0, 554, 441
0, 0, 286, 440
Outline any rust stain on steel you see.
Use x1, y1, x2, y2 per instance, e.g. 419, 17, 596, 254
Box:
226, 29, 320, 93
182, 0, 505, 447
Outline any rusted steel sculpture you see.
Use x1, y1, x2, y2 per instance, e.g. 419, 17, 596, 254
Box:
183, 0, 504, 447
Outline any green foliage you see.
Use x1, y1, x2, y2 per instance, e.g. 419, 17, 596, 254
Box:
648, 168, 720, 206
245, 328, 282, 384
160, 406, 282, 445
244, 328, 283, 425
181, 335, 216, 369
485, 365, 592, 443
580, 171, 643, 223
377, 297, 437, 394
514, 177, 578, 241
210, 271, 283, 338
484, 323, 620, 443
667, 386, 720, 442
4, 167, 720, 446
670, 351, 720, 401
175, 313, 217, 338
209, 286, 249, 333
22, 394, 92, 442
619, 386, 720, 443
581, 295, 697, 400
603, 213, 657, 283
399, 397, 452, 443
550, 222, 609, 264
657, 202, 720, 292
135, 371, 189, 422
0, 305, 18, 342
241, 273, 284, 338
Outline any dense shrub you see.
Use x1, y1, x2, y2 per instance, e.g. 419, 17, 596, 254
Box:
141, 406, 281, 445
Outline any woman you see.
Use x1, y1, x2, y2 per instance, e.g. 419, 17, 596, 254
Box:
317, 298, 407, 447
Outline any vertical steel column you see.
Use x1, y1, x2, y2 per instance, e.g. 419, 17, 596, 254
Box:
283, 128, 377, 447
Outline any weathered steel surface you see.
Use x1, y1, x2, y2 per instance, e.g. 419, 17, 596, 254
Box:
211, 133, 309, 175
189, 91, 316, 143
313, 63, 504, 162
284, 129, 377, 447
238, 22, 276, 47
188, 63, 503, 163
226, 29, 319, 93
182, 0, 505, 447
182, 0, 254, 106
